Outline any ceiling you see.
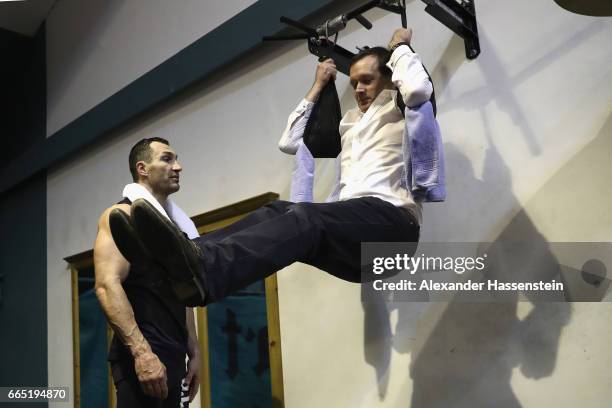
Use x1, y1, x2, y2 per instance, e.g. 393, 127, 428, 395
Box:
0, 0, 57, 37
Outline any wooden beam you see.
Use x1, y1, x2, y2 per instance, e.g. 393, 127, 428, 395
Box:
71, 267, 81, 408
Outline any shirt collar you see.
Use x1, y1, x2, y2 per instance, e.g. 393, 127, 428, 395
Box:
359, 89, 396, 124
341, 89, 397, 128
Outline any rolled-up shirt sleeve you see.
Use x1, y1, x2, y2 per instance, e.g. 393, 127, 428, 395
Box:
278, 99, 314, 155
386, 45, 433, 108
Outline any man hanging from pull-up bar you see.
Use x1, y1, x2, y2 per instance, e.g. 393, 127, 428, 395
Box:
108, 27, 440, 307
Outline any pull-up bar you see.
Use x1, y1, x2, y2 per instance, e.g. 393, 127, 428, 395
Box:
263, 0, 480, 75
423, 0, 480, 59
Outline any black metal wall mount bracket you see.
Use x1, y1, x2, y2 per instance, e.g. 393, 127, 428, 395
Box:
263, 0, 480, 75
423, 0, 480, 59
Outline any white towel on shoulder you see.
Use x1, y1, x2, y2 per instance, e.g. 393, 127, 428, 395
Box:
122, 183, 199, 239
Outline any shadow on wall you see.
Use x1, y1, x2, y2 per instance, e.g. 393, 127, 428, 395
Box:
431, 20, 605, 156
362, 135, 572, 407
406, 140, 572, 408
355, 25, 612, 404
402, 110, 612, 408
360, 80, 612, 408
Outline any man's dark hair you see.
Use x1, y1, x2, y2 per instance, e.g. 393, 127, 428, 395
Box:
349, 46, 392, 79
128, 137, 170, 182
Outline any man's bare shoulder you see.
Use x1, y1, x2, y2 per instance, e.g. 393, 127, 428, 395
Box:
111, 203, 131, 214
94, 202, 131, 279
97, 203, 131, 229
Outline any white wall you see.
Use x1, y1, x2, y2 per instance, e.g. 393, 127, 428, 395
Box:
46, 0, 612, 407
46, 0, 257, 136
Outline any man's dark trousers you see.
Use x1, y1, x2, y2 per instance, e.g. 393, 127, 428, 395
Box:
194, 196, 419, 303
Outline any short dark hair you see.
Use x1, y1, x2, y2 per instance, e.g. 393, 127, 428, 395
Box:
349, 46, 392, 79
128, 137, 170, 182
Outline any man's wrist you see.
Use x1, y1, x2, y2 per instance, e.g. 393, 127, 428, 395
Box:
188, 341, 201, 358
129, 336, 152, 358
305, 83, 324, 103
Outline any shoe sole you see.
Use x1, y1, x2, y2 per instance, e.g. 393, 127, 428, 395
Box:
109, 208, 150, 264
131, 199, 207, 305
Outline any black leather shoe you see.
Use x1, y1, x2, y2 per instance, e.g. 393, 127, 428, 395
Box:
109, 208, 151, 264
109, 207, 203, 306
130, 198, 207, 306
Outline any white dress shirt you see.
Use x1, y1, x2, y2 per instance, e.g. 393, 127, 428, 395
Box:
279, 45, 432, 223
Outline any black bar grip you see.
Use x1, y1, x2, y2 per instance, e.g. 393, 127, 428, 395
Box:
355, 15, 373, 29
